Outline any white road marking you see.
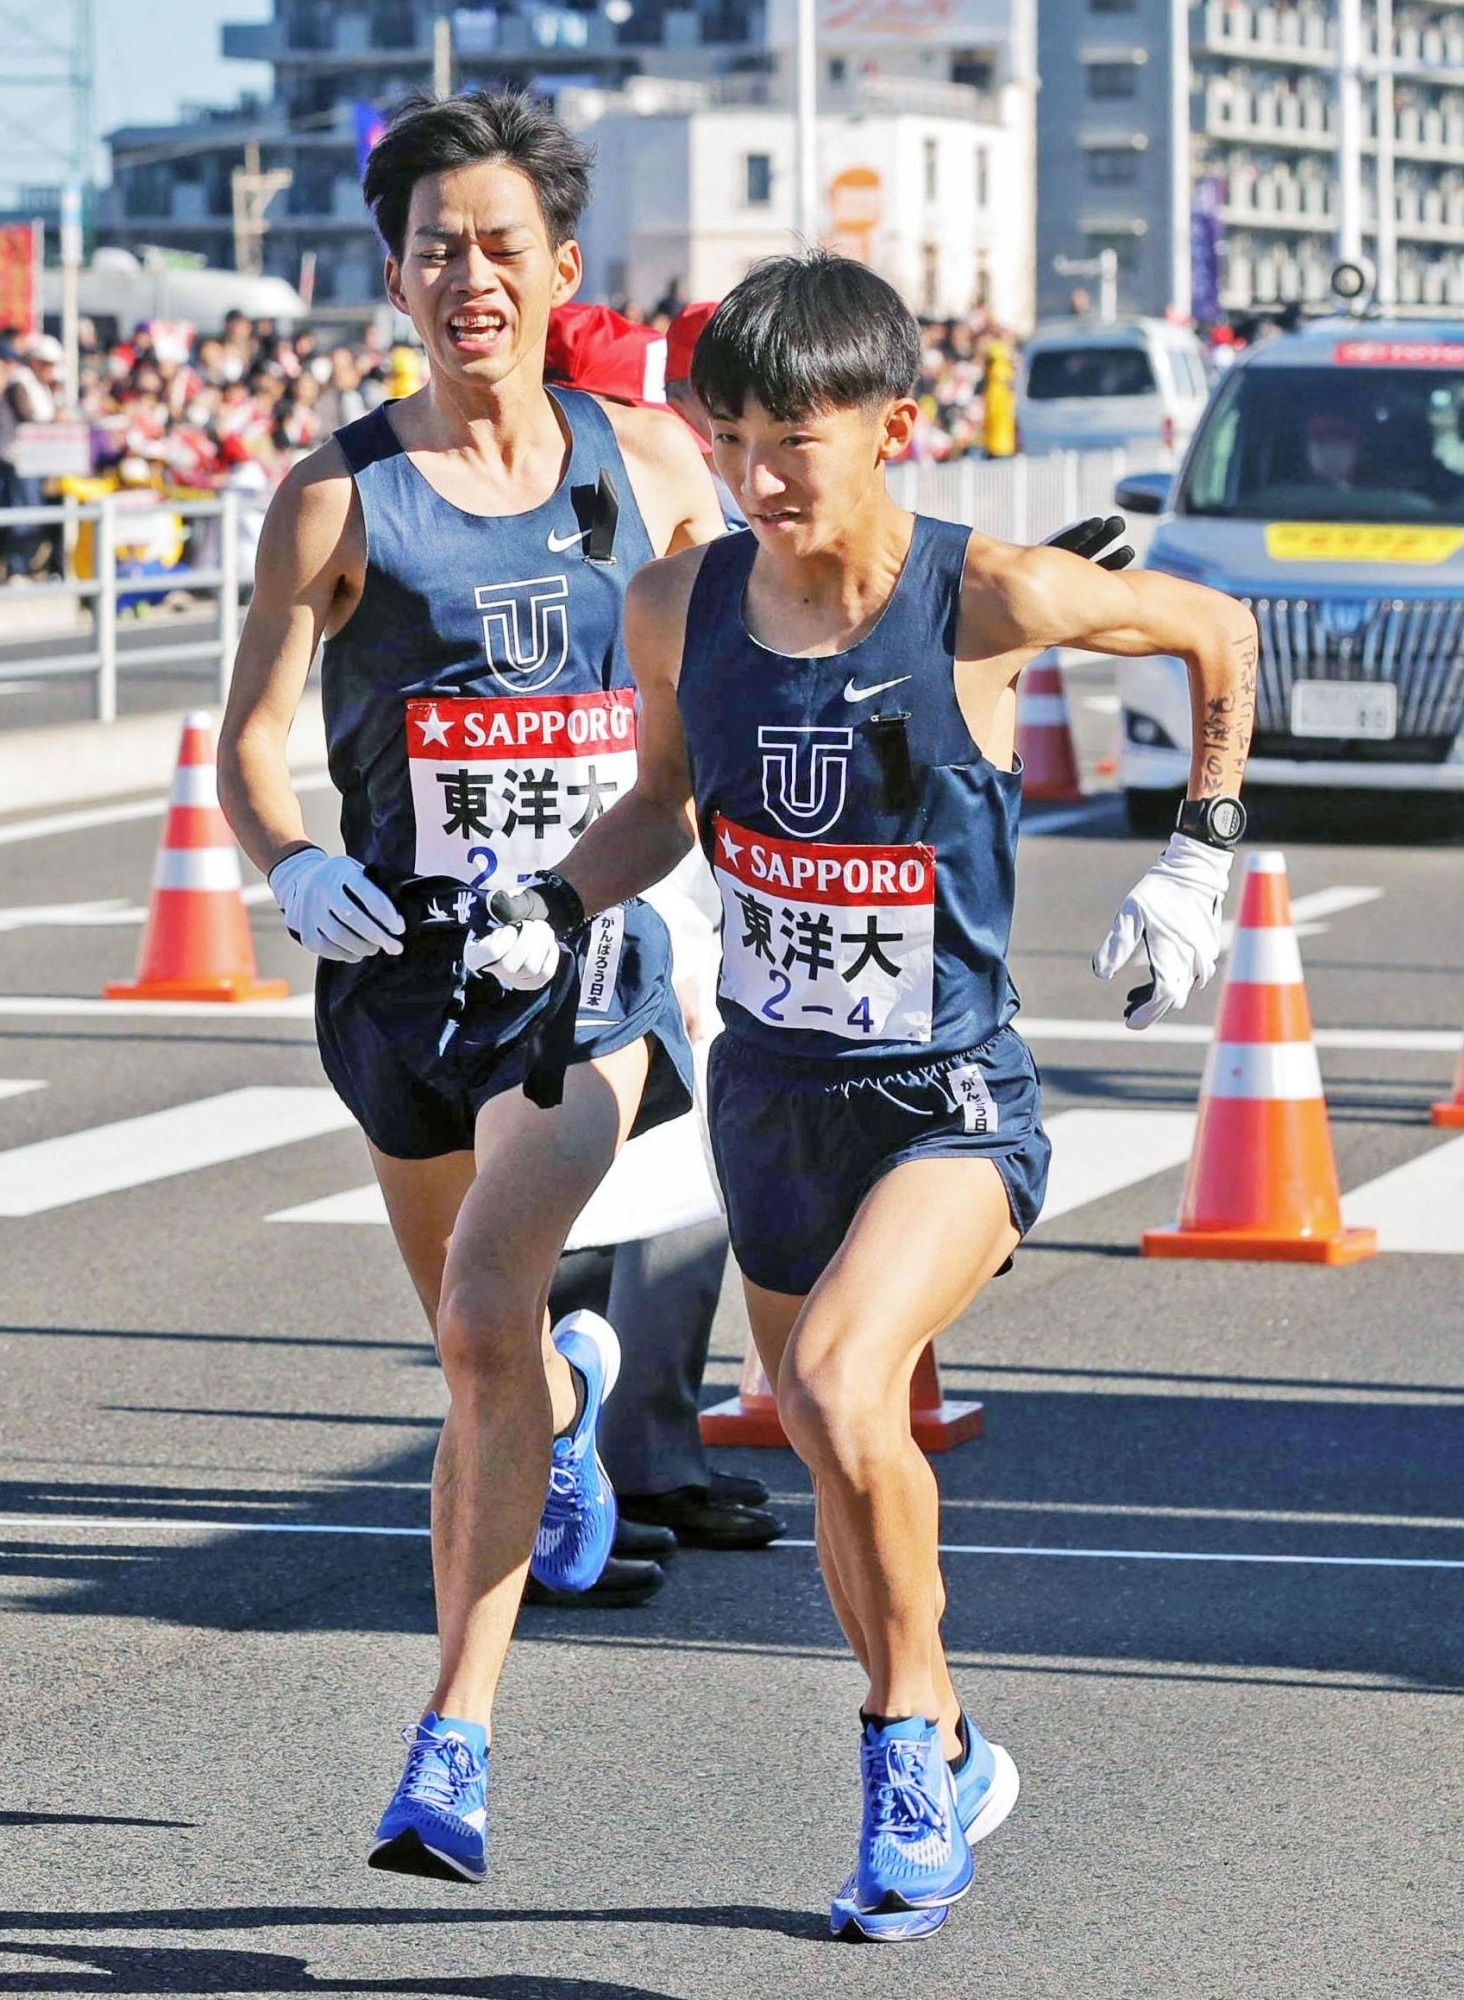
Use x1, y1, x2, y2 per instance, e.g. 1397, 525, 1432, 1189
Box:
1020, 1017, 1459, 1054
1036, 1109, 1196, 1223
1221, 884, 1383, 950
0, 993, 313, 1019
270, 1182, 385, 1226
0, 1086, 354, 1216
0, 769, 333, 848
1342, 1136, 1464, 1254
0, 1079, 45, 1100
0, 1513, 1456, 1570
0, 883, 275, 932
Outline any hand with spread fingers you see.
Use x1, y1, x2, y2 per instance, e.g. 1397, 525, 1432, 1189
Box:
1093, 833, 1233, 1030
1043, 514, 1136, 572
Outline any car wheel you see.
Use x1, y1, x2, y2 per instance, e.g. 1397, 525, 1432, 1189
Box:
1123, 787, 1183, 838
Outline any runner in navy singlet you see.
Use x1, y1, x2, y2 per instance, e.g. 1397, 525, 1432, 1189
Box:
217, 92, 725, 1886
491, 252, 1256, 1939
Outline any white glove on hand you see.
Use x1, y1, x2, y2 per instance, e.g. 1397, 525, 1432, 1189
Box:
268, 847, 405, 963
1093, 832, 1233, 1030
463, 920, 559, 991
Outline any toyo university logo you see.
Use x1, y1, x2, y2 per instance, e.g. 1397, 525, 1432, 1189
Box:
474, 575, 571, 692
758, 724, 853, 838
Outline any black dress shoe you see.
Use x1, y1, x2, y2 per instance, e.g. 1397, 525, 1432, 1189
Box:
521, 1557, 664, 1609
618, 1486, 786, 1551
708, 1468, 771, 1508
613, 1516, 678, 1562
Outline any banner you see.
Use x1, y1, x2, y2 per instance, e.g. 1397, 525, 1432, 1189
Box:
0, 222, 39, 337
354, 101, 387, 179
1190, 176, 1225, 324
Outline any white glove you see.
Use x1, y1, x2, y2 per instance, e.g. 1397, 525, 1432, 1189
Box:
268, 847, 405, 963
1093, 832, 1233, 1030
464, 920, 559, 991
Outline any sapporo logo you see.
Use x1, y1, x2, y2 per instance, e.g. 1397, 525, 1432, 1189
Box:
758, 724, 852, 839
474, 575, 571, 692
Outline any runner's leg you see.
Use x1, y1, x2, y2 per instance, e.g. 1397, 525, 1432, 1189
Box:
373, 1039, 649, 1735
368, 1144, 475, 1334
768, 1156, 1017, 1748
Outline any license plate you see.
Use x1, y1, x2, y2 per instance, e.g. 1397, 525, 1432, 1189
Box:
1290, 680, 1398, 739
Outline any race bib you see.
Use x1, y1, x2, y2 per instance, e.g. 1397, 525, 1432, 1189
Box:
713, 814, 935, 1044
406, 690, 637, 889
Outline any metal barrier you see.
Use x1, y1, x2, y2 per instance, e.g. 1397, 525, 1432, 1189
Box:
886, 448, 1144, 542
0, 489, 244, 723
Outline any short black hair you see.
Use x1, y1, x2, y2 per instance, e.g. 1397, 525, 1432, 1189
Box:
363, 90, 593, 258
690, 251, 921, 421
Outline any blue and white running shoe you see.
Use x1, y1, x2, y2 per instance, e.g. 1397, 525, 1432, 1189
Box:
369, 1713, 489, 1883
952, 1711, 1021, 1848
830, 1716, 973, 1941
529, 1309, 621, 1594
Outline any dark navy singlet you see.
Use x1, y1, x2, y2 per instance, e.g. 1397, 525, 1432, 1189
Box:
678, 515, 1022, 1064
322, 388, 655, 890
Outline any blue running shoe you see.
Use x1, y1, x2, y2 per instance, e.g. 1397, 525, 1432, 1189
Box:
530, 1309, 621, 1594
368, 1713, 489, 1883
952, 1711, 1021, 1848
855, 1718, 972, 1914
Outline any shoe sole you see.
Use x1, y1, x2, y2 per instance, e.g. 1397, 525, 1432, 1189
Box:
368, 1828, 485, 1884
830, 1899, 950, 1943
964, 1742, 1020, 1848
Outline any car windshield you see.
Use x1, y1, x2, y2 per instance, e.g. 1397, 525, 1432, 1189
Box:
1025, 347, 1157, 399
1179, 362, 1464, 521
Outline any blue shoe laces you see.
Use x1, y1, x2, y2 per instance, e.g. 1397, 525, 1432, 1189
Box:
398, 1725, 482, 1817
865, 1738, 949, 1845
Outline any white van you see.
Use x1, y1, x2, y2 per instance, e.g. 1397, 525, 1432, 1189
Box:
1017, 317, 1211, 462
41, 251, 307, 345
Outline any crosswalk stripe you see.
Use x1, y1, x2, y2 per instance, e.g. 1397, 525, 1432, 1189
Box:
1035, 1109, 1197, 1224
1341, 1136, 1464, 1255
0, 1079, 45, 1101
270, 1182, 385, 1226
0, 1087, 355, 1217
0, 993, 313, 1019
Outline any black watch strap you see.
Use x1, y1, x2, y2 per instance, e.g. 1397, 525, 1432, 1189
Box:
1176, 794, 1247, 850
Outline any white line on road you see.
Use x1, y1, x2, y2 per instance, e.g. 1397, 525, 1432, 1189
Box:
0, 882, 274, 932
0, 769, 333, 848
0, 993, 313, 1019
1342, 1136, 1464, 1254
0, 1086, 354, 1216
0, 1079, 45, 1100
1221, 885, 1383, 950
1036, 1109, 1196, 1224
0, 1513, 1457, 1570
1020, 1018, 1460, 1053
269, 1182, 386, 1225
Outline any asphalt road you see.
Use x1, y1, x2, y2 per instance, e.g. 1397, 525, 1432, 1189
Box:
0, 730, 1460, 2000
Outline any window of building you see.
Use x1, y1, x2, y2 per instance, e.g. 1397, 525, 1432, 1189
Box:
1090, 0, 1137, 11
975, 148, 989, 208
921, 242, 940, 316
1088, 61, 1141, 98
1087, 146, 1142, 183
923, 138, 939, 202
828, 56, 846, 83
745, 153, 773, 205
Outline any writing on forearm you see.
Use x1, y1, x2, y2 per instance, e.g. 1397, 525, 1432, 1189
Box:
1196, 626, 1257, 796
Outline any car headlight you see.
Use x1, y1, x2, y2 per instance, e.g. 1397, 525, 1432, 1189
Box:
1126, 711, 1178, 749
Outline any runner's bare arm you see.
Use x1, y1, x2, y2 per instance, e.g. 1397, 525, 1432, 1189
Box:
969, 545, 1258, 799
218, 446, 362, 875
555, 548, 707, 915
600, 400, 727, 554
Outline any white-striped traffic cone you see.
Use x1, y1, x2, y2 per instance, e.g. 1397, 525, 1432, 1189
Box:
1017, 653, 1083, 803
105, 711, 289, 1003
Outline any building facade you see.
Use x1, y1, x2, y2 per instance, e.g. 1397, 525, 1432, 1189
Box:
1039, 0, 1464, 321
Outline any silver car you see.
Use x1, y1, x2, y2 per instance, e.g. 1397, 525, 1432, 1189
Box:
1115, 317, 1464, 833
1018, 317, 1211, 463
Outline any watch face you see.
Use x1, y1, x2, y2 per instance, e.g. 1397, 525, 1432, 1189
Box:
1211, 798, 1244, 843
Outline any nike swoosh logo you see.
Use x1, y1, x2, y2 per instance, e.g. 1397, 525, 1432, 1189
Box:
843, 674, 912, 703
547, 526, 589, 552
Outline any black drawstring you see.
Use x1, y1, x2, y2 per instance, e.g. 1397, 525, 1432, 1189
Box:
866, 709, 917, 812
585, 468, 619, 564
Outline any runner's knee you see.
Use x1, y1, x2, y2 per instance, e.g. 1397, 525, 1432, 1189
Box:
435, 1279, 543, 1387
777, 1340, 900, 1480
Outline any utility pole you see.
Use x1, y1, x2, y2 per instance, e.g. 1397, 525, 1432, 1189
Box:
1374, 0, 1397, 306
434, 13, 454, 98
1336, 0, 1364, 264
59, 180, 81, 412
231, 140, 292, 278
794, 0, 818, 246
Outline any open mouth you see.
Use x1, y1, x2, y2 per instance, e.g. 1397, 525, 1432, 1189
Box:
446, 310, 508, 353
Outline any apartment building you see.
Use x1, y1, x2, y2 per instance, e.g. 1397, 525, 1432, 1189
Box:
1038, 0, 1464, 318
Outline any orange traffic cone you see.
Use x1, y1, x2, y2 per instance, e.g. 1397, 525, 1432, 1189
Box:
1433, 1027, 1464, 1127
105, 711, 289, 1004
700, 1338, 983, 1453
1017, 653, 1083, 803
1142, 851, 1376, 1265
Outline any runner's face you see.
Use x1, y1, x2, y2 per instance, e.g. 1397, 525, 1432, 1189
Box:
709, 394, 916, 551
385, 162, 581, 390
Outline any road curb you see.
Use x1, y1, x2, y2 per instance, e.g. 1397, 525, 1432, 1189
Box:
0, 694, 328, 818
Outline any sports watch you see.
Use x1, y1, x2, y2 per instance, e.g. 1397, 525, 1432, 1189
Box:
1176, 794, 1247, 850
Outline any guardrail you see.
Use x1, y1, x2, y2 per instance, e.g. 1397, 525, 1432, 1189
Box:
886, 448, 1143, 542
0, 489, 245, 723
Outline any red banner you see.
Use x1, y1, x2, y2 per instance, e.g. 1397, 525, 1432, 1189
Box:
0, 223, 38, 337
